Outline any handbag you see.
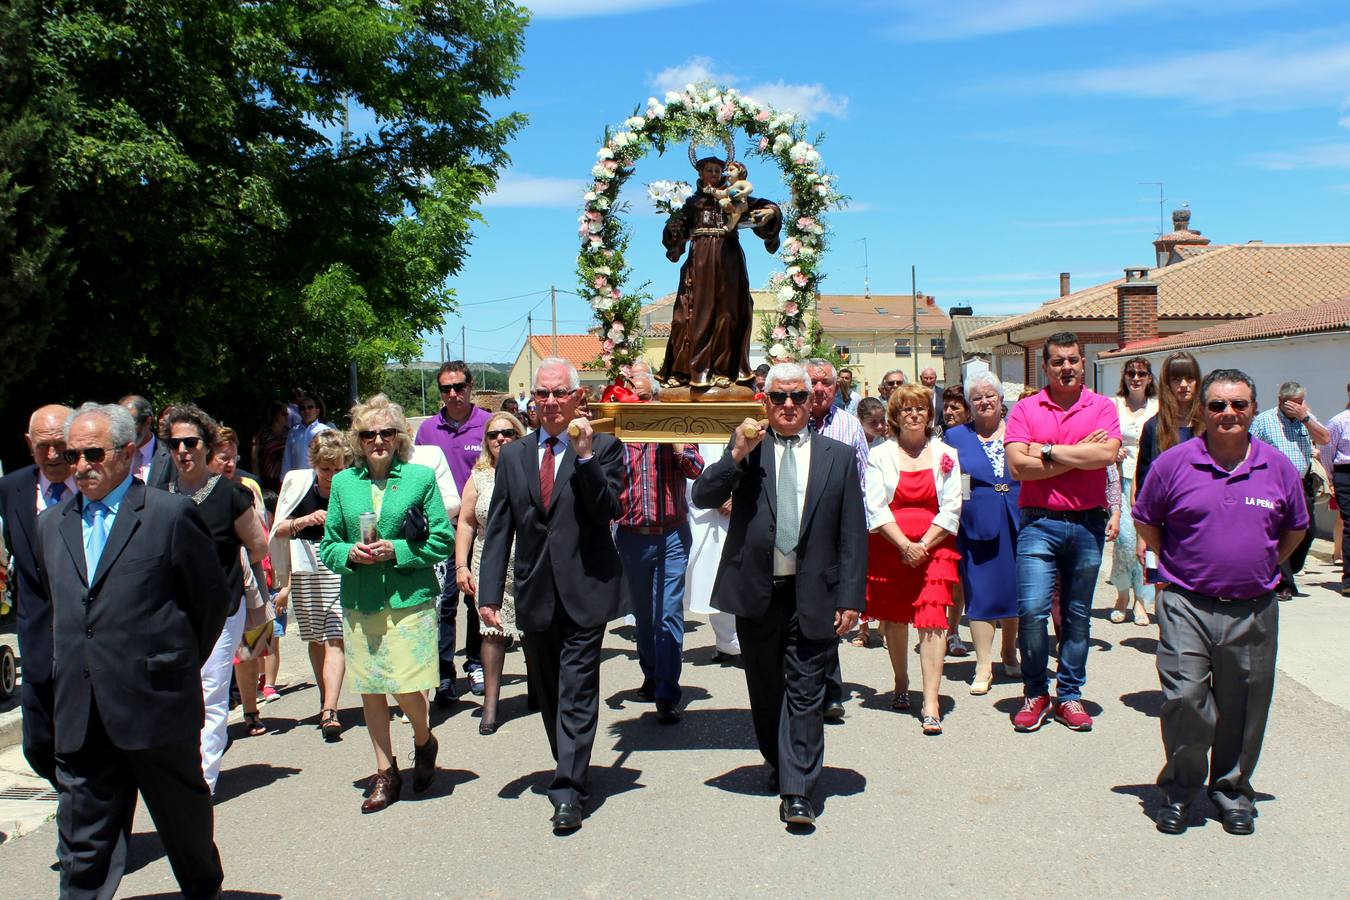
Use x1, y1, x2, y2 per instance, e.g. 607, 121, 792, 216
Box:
235, 561, 276, 662
402, 504, 430, 542
1304, 466, 1329, 500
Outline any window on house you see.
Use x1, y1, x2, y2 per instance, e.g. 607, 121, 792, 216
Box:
894, 339, 911, 357
930, 337, 946, 355
829, 306, 843, 314
874, 307, 888, 314
833, 344, 850, 361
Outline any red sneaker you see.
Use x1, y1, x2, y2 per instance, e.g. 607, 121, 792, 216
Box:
1055, 699, 1093, 732
1012, 694, 1053, 732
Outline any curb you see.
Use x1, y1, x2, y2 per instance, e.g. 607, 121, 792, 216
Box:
0, 706, 23, 754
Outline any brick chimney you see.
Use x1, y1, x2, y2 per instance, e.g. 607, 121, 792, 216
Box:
1059, 272, 1070, 296
1153, 206, 1210, 267
1117, 267, 1158, 347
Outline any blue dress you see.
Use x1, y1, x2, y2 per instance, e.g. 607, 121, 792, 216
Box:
946, 424, 1020, 621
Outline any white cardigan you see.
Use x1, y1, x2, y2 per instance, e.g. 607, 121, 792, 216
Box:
864, 437, 963, 535
268, 444, 461, 585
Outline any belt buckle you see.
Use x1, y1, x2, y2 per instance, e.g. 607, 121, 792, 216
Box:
994, 483, 1010, 493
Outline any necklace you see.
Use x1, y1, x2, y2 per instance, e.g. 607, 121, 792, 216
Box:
170, 474, 220, 506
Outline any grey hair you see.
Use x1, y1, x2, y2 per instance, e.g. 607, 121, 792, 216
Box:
882, 369, 906, 384
66, 402, 137, 448
534, 356, 580, 391
764, 362, 808, 393
803, 357, 836, 381
963, 371, 1004, 399
1277, 381, 1304, 401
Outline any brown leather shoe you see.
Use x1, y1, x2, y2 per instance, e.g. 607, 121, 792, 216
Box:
361, 759, 402, 813
412, 734, 439, 793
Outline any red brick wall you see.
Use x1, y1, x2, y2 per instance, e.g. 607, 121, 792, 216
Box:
1117, 285, 1159, 346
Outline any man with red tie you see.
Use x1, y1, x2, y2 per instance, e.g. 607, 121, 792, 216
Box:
476, 357, 627, 834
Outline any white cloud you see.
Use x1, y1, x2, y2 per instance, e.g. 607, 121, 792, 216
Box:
481, 172, 582, 208
1249, 142, 1350, 170
998, 32, 1350, 112
883, 0, 1279, 41
649, 57, 848, 119
525, 0, 701, 20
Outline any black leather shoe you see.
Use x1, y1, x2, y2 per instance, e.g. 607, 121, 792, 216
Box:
823, 701, 845, 721
656, 701, 681, 724
635, 679, 656, 703
712, 650, 741, 665
434, 679, 458, 708
1222, 808, 1255, 835
551, 803, 583, 832
779, 795, 815, 826
1155, 803, 1188, 834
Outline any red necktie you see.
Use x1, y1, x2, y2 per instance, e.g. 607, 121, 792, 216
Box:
540, 436, 558, 508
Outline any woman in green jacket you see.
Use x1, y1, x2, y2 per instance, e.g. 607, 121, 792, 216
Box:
320, 394, 452, 813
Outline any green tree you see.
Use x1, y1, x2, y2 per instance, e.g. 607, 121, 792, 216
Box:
0, 0, 527, 447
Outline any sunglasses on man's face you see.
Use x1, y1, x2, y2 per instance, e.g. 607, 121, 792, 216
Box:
766, 390, 810, 406
63, 447, 112, 464
439, 382, 469, 394
167, 436, 202, 450
882, 380, 904, 388
1206, 399, 1252, 413
358, 428, 400, 442
533, 388, 573, 400
484, 429, 517, 440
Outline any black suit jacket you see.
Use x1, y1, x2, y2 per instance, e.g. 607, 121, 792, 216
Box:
691, 432, 866, 642
35, 479, 231, 753
0, 465, 54, 682
144, 437, 175, 490
478, 432, 626, 631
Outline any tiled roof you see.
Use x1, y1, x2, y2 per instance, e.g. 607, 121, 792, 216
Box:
526, 334, 606, 370
645, 322, 672, 337
950, 315, 1015, 353
966, 243, 1350, 340
1099, 295, 1350, 358
815, 294, 951, 333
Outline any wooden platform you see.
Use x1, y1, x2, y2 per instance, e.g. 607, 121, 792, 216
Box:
591, 401, 762, 443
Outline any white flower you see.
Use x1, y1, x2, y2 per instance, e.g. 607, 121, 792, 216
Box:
776, 285, 795, 304
592, 164, 614, 180
595, 196, 610, 210
647, 102, 666, 119
626, 116, 645, 129
665, 91, 684, 105
772, 133, 793, 153
592, 296, 614, 312
785, 266, 800, 277
594, 266, 612, 276
596, 147, 614, 160
769, 342, 787, 359
798, 246, 816, 259
610, 131, 633, 148
583, 191, 597, 202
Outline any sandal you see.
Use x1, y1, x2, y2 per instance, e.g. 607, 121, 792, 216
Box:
921, 715, 943, 736
890, 688, 911, 711
243, 712, 266, 737
1108, 609, 1128, 624
320, 709, 342, 742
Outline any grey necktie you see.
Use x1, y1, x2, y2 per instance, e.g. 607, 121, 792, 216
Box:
775, 435, 799, 556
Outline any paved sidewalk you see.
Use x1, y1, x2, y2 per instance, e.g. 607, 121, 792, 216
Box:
1, 556, 1347, 897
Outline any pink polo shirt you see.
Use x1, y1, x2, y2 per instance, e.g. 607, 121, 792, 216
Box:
1005, 387, 1121, 511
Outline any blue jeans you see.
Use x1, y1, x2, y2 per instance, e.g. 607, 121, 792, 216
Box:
615, 525, 691, 704
1015, 512, 1106, 702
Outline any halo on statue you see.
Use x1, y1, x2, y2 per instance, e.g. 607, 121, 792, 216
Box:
687, 136, 736, 168
575, 83, 845, 377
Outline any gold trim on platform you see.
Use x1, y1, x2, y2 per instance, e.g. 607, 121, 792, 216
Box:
589, 401, 763, 444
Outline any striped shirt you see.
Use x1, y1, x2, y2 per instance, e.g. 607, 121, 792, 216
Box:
616, 443, 705, 529
1250, 408, 1314, 474
809, 406, 869, 487
1324, 408, 1350, 469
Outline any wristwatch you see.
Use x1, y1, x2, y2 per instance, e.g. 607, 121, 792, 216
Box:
1040, 443, 1054, 464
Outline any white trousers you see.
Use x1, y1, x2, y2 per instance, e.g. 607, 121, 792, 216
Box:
200, 601, 246, 793
709, 611, 740, 655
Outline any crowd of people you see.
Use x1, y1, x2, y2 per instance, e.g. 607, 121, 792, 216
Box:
0, 335, 1345, 896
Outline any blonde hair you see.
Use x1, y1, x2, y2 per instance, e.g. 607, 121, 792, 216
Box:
309, 428, 355, 468
347, 393, 413, 465
886, 384, 935, 438
215, 426, 240, 449
474, 412, 526, 471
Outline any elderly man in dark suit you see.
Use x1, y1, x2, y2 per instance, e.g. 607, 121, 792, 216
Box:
477, 357, 626, 833
36, 402, 230, 899
117, 394, 174, 489
692, 361, 867, 827
0, 403, 75, 787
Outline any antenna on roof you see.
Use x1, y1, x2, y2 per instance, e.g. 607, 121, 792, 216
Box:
1139, 181, 1165, 238
857, 237, 870, 298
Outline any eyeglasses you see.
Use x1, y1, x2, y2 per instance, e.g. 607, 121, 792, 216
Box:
766, 390, 810, 406
439, 382, 469, 394
484, 429, 517, 440
1125, 369, 1150, 378
358, 428, 400, 442
63, 447, 112, 464
1206, 399, 1252, 413
898, 406, 928, 415
882, 380, 904, 388
166, 437, 202, 450
532, 388, 573, 400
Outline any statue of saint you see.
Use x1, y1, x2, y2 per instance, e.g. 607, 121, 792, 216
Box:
659, 152, 781, 391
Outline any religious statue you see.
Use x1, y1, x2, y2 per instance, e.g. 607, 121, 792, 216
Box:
658, 145, 781, 394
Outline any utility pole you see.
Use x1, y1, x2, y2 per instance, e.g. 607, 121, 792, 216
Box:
527, 313, 535, 387
857, 237, 870, 298
551, 285, 559, 356
461, 324, 466, 363
911, 265, 920, 381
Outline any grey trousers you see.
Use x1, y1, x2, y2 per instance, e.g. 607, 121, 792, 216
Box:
1155, 588, 1278, 813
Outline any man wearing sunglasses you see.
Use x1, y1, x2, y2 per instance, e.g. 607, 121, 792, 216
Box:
414, 360, 493, 704
1133, 369, 1308, 837
878, 369, 906, 402
1249, 381, 1331, 601
280, 392, 333, 478
692, 361, 866, 827
477, 357, 626, 833
0, 403, 75, 789
35, 402, 231, 896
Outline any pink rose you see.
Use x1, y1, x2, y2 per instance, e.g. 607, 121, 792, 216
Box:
797, 216, 815, 229
594, 275, 607, 288
611, 321, 624, 333
784, 301, 799, 315
602, 339, 615, 352
610, 288, 620, 299
604, 160, 618, 171
756, 110, 770, 121
759, 137, 769, 151
772, 325, 786, 340
940, 453, 955, 475
792, 274, 808, 288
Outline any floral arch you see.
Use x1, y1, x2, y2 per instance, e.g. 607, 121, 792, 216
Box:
576, 83, 843, 375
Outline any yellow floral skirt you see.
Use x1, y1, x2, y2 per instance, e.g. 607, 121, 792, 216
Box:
343, 603, 439, 695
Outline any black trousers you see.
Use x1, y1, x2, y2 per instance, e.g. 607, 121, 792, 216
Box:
55, 700, 222, 900
1276, 483, 1318, 592
520, 597, 605, 808
1334, 467, 1350, 590
438, 586, 483, 680
21, 677, 57, 788
737, 579, 834, 799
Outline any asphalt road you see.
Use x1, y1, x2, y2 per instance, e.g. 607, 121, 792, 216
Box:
2, 551, 1348, 898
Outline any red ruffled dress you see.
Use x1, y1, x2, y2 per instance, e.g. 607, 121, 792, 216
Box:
866, 469, 959, 628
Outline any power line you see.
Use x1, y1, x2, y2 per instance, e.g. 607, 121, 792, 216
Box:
453, 289, 552, 309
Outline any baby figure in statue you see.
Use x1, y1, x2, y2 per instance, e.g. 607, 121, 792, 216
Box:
709, 161, 753, 232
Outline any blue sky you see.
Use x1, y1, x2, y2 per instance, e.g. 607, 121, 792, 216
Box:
415, 0, 1350, 362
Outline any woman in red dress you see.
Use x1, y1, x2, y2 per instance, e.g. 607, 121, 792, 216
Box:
864, 384, 964, 734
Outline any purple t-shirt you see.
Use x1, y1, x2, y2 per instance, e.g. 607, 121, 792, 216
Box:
414, 405, 492, 493
1132, 437, 1309, 598
1004, 387, 1121, 511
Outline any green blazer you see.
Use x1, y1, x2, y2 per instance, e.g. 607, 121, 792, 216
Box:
319, 458, 453, 612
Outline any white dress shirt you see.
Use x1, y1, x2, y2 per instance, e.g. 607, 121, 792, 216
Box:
771, 430, 811, 576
